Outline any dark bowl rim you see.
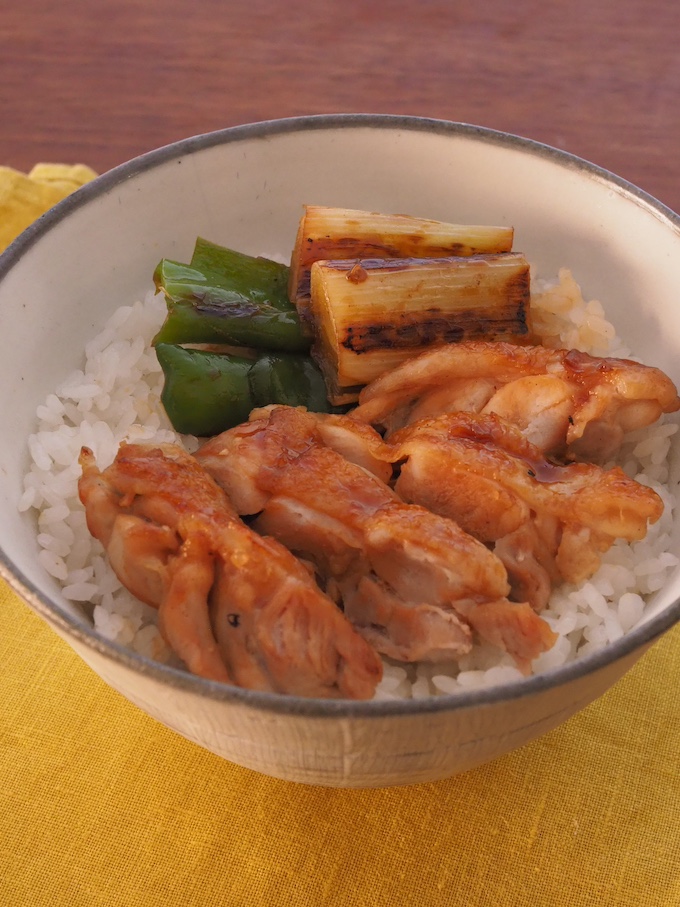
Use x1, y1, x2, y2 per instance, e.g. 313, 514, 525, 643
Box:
1, 112, 679, 720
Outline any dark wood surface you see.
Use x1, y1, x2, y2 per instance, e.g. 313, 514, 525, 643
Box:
2, 0, 679, 214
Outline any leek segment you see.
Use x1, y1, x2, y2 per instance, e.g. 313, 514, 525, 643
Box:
289, 205, 514, 321
309, 254, 531, 404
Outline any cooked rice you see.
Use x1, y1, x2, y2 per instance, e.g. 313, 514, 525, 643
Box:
20, 270, 679, 697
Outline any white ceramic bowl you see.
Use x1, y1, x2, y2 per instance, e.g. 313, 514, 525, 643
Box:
1, 115, 679, 788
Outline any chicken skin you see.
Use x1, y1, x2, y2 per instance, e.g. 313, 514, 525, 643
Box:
196, 406, 557, 673
352, 340, 680, 461
388, 412, 664, 609
78, 442, 383, 699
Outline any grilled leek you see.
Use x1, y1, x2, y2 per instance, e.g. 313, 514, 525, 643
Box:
309, 254, 530, 404
289, 206, 514, 321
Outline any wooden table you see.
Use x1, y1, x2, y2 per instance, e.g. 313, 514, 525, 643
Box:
3, 0, 679, 215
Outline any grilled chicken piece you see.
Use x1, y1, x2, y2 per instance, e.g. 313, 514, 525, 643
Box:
78, 442, 382, 699
196, 405, 557, 672
352, 340, 680, 461
279, 407, 393, 484
197, 405, 393, 515
388, 412, 664, 609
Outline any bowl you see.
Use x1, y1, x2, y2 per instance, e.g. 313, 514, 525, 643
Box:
1, 114, 679, 788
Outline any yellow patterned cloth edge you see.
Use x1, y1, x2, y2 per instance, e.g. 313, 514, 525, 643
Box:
0, 162, 97, 251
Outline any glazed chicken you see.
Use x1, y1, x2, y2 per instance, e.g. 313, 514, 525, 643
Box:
78, 442, 383, 699
196, 406, 557, 673
352, 340, 680, 461
388, 412, 664, 609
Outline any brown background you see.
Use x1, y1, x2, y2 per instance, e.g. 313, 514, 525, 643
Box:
2, 0, 679, 214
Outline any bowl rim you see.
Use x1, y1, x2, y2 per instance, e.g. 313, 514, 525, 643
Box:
2, 112, 679, 719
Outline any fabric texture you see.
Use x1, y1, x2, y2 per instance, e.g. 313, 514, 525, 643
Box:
1, 166, 679, 906
2, 579, 679, 906
0, 162, 97, 249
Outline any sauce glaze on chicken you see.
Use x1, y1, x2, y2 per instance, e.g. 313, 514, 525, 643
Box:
77, 336, 679, 698
195, 406, 557, 673
352, 340, 680, 462
78, 442, 383, 698
386, 411, 665, 610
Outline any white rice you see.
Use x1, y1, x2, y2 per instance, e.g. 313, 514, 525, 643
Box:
20, 293, 193, 666
20, 270, 679, 697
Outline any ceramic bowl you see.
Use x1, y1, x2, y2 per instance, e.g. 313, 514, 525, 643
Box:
1, 115, 679, 788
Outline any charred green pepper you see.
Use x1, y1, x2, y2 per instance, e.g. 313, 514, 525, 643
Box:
156, 344, 254, 436
153, 238, 310, 352
156, 343, 330, 437
248, 353, 330, 413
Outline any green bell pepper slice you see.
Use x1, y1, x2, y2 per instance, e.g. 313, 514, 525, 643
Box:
248, 353, 331, 414
156, 343, 331, 437
152, 239, 310, 353
156, 344, 255, 436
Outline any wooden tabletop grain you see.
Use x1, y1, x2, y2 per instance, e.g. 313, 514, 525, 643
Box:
2, 0, 680, 213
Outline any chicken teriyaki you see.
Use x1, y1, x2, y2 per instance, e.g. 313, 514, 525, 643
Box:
78, 441, 383, 699
352, 340, 680, 462
386, 411, 665, 610
195, 406, 557, 674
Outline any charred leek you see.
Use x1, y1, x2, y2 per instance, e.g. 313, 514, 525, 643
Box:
309, 254, 531, 404
289, 206, 514, 321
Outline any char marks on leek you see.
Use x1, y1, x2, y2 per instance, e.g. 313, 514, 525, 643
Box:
289, 205, 515, 323
308, 253, 531, 405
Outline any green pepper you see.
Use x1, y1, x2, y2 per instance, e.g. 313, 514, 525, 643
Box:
189, 237, 291, 311
156, 343, 331, 437
152, 239, 310, 353
156, 344, 255, 436
248, 353, 330, 414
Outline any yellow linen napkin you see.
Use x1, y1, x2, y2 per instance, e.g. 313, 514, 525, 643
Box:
2, 578, 679, 907
1, 166, 679, 906
0, 162, 97, 250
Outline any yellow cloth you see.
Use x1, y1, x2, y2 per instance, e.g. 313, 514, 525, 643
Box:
1, 169, 679, 905
0, 162, 97, 250
2, 579, 679, 906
